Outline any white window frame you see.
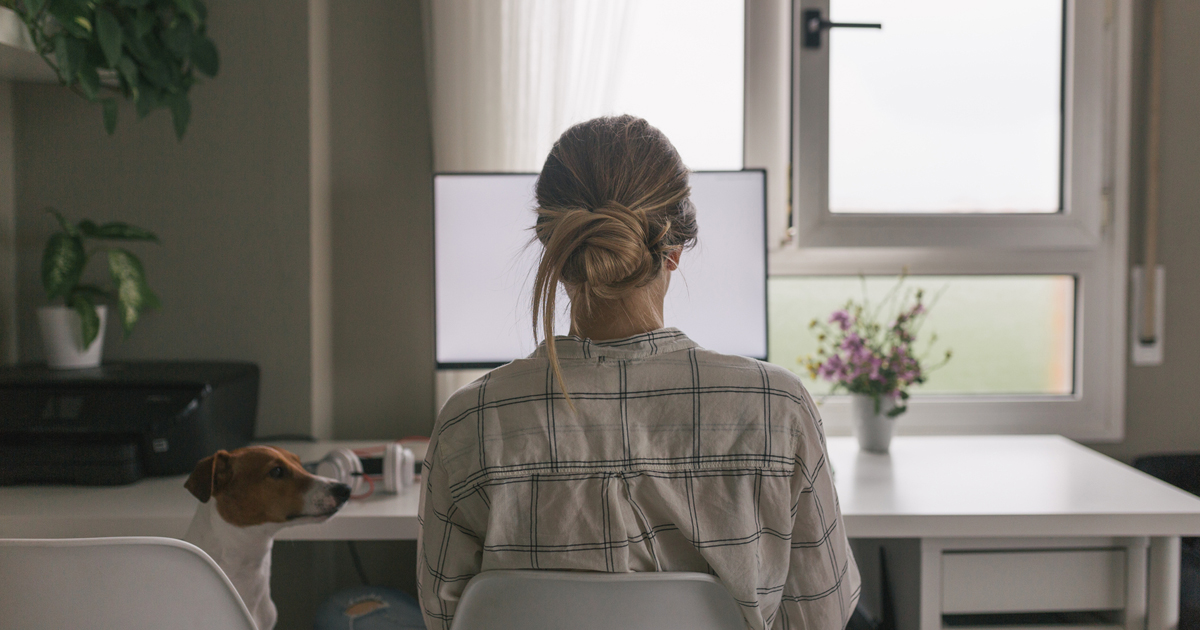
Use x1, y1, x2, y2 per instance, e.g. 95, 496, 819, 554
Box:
745, 0, 1133, 441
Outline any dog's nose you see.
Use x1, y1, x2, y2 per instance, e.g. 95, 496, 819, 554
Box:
332, 483, 352, 504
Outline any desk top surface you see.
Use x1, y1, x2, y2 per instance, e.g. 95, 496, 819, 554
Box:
828, 435, 1200, 537
1, 435, 1199, 541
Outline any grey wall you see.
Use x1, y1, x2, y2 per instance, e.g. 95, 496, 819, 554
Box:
1088, 0, 1200, 462
0, 80, 15, 365
12, 1, 315, 438
329, 0, 435, 440
273, 5, 433, 627
10, 0, 437, 441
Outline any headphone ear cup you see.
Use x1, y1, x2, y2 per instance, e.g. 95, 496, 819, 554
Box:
399, 448, 415, 489
383, 444, 402, 493
316, 447, 364, 494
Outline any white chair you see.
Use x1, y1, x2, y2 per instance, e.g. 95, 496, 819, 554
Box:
448, 570, 748, 630
0, 536, 256, 630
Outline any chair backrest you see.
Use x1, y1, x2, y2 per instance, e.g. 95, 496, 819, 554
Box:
0, 536, 257, 630
448, 570, 748, 630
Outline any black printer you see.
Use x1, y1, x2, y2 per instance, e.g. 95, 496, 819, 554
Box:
0, 361, 258, 485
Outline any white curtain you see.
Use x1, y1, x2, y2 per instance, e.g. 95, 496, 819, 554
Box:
423, 0, 634, 172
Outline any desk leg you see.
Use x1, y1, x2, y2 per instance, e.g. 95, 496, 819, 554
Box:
1148, 536, 1181, 630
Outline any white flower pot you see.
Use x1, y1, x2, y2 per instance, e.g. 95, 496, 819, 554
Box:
37, 305, 107, 369
851, 393, 899, 454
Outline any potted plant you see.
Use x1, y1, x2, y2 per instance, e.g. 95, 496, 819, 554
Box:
802, 278, 951, 453
39, 208, 160, 369
0, 0, 219, 139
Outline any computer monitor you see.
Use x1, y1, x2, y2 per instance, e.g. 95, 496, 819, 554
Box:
434, 170, 766, 367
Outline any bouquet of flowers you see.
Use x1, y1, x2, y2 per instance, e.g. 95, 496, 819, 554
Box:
802, 280, 951, 418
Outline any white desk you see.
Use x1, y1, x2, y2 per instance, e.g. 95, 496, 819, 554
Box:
831, 435, 1200, 539
2, 436, 1199, 630
830, 436, 1200, 630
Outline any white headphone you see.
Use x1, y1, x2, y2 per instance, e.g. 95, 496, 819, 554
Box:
315, 444, 415, 495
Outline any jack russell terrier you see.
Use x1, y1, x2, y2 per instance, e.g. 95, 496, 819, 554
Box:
184, 446, 352, 630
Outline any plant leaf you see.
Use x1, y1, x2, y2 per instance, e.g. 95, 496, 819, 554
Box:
172, 0, 199, 23
25, 0, 49, 17
42, 232, 85, 301
52, 33, 72, 83
117, 54, 138, 88
141, 56, 172, 88
132, 8, 154, 39
102, 97, 118, 134
190, 34, 217, 77
119, 0, 149, 8
123, 20, 151, 60
47, 2, 90, 38
63, 36, 86, 81
134, 79, 157, 118
167, 93, 190, 140
162, 18, 193, 58
95, 8, 122, 68
80, 220, 159, 242
108, 248, 156, 335
69, 291, 101, 349
77, 62, 99, 99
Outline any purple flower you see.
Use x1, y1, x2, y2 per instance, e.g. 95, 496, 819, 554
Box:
829, 310, 853, 331
868, 356, 883, 381
818, 354, 845, 381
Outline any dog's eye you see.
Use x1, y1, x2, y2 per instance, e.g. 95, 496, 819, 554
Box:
268, 466, 285, 479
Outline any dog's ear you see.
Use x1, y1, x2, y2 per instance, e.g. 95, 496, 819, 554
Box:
184, 450, 233, 502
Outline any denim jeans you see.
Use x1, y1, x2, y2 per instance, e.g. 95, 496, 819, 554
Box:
313, 586, 425, 630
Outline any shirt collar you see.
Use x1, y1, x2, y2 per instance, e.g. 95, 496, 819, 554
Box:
532, 327, 698, 360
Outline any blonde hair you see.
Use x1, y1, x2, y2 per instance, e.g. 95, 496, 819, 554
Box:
532, 115, 698, 399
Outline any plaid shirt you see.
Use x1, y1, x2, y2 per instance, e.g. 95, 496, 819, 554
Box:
418, 328, 860, 630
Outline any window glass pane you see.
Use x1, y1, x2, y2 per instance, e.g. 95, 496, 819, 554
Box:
828, 0, 1062, 213
768, 276, 1075, 395
609, 0, 744, 170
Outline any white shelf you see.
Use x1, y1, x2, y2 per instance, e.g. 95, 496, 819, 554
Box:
0, 7, 59, 83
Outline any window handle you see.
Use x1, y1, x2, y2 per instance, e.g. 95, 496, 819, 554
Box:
802, 8, 882, 49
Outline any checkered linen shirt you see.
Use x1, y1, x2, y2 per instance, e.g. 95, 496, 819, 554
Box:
418, 328, 860, 630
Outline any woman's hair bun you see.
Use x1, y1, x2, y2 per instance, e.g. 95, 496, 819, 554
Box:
530, 115, 698, 398
563, 200, 658, 297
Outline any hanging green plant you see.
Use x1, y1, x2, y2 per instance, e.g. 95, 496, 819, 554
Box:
0, 0, 219, 139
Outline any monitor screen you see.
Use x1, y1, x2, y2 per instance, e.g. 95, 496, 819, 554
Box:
434, 170, 766, 367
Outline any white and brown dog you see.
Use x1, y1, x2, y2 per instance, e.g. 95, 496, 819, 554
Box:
184, 446, 352, 630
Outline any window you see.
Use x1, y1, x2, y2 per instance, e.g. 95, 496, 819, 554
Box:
747, 0, 1133, 439
425, 0, 743, 173
770, 275, 1076, 396
609, 0, 744, 170
827, 1, 1062, 214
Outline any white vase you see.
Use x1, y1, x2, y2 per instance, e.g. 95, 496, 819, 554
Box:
851, 394, 899, 454
37, 305, 107, 369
